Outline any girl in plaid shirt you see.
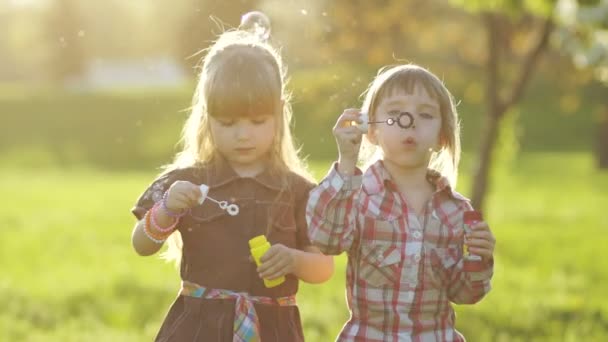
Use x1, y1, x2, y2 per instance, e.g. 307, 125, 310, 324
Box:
306, 64, 495, 341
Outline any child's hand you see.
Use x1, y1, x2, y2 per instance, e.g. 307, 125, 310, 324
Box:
257, 244, 297, 280
333, 108, 364, 167
465, 221, 496, 262
165, 181, 202, 211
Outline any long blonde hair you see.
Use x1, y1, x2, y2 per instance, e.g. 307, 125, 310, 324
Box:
360, 64, 461, 186
162, 27, 312, 264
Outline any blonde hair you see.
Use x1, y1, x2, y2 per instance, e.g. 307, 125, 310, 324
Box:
359, 64, 461, 186
161, 27, 312, 264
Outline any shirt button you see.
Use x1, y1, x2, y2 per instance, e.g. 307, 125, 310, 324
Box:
414, 254, 421, 262
413, 231, 422, 239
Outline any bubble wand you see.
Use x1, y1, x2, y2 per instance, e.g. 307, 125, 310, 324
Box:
198, 184, 240, 216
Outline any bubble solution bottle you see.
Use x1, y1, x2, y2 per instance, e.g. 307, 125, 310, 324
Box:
463, 211, 485, 272
249, 235, 285, 288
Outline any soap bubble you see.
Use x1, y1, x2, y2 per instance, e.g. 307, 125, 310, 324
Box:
240, 11, 271, 41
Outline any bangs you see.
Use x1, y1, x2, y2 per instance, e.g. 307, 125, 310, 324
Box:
376, 68, 444, 104
205, 53, 281, 119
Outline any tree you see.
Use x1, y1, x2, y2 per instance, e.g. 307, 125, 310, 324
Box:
451, 0, 608, 209
317, 1, 469, 66
45, 0, 86, 83
450, 0, 562, 211
555, 0, 608, 168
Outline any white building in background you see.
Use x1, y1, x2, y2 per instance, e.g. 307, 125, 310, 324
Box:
66, 57, 188, 91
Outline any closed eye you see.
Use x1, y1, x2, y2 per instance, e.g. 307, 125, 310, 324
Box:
217, 119, 235, 126
420, 112, 434, 119
251, 117, 268, 125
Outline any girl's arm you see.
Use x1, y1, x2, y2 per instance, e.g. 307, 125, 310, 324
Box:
447, 212, 495, 304
257, 244, 334, 284
307, 109, 364, 256
294, 245, 334, 283
305, 163, 362, 256
131, 179, 201, 256
131, 220, 163, 256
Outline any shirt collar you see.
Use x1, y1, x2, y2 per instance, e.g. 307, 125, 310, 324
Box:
361, 160, 468, 201
202, 155, 283, 191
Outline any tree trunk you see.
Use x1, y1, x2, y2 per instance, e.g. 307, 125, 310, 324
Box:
471, 13, 503, 212
471, 113, 501, 211
471, 13, 553, 210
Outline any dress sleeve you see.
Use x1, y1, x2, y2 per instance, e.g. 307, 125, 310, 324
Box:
130, 170, 182, 221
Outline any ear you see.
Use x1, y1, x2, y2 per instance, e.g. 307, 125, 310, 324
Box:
367, 125, 379, 145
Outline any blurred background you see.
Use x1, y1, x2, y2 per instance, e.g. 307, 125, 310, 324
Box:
1, 0, 607, 341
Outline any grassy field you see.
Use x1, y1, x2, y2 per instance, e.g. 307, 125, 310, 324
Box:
1, 152, 607, 341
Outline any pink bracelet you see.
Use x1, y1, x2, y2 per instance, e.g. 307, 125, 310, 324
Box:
143, 210, 171, 243
150, 202, 179, 233
161, 191, 190, 218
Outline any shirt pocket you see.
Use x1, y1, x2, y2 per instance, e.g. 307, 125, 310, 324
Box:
358, 219, 403, 287
424, 245, 460, 287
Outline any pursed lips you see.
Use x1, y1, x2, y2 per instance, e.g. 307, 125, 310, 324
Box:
402, 137, 417, 148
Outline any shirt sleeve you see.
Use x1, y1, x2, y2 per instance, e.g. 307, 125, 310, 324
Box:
130, 170, 182, 221
446, 201, 494, 304
305, 162, 362, 255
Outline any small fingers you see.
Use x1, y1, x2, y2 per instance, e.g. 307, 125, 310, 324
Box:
466, 238, 493, 250
335, 109, 363, 129
468, 247, 493, 260
259, 260, 288, 279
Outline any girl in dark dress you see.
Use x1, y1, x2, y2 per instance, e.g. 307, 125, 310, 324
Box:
130, 13, 333, 342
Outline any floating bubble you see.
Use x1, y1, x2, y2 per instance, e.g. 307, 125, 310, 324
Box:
240, 11, 271, 41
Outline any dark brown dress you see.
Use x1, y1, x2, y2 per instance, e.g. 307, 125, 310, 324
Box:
132, 157, 315, 341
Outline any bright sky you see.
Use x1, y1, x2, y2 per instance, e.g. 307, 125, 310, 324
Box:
4, 0, 48, 9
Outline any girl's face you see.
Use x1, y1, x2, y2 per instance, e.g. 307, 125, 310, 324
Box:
369, 82, 442, 171
209, 113, 276, 175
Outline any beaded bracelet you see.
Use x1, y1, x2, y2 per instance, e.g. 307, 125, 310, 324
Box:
161, 191, 190, 218
150, 202, 179, 234
145, 209, 171, 240
143, 210, 169, 244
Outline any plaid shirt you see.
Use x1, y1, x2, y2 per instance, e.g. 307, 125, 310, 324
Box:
306, 161, 493, 342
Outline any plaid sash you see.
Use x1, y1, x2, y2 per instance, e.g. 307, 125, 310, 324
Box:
180, 280, 297, 342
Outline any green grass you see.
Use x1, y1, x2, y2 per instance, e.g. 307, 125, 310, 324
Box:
1, 152, 607, 341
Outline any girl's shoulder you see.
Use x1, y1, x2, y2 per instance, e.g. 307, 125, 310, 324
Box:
131, 167, 199, 220
153, 166, 202, 185
285, 170, 316, 193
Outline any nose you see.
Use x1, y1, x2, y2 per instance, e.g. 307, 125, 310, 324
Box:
235, 121, 250, 140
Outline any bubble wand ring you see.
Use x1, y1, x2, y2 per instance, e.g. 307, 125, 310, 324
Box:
352, 111, 416, 132
198, 184, 240, 216
367, 111, 415, 129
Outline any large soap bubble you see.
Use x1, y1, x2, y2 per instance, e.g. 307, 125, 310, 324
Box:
240, 11, 271, 41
